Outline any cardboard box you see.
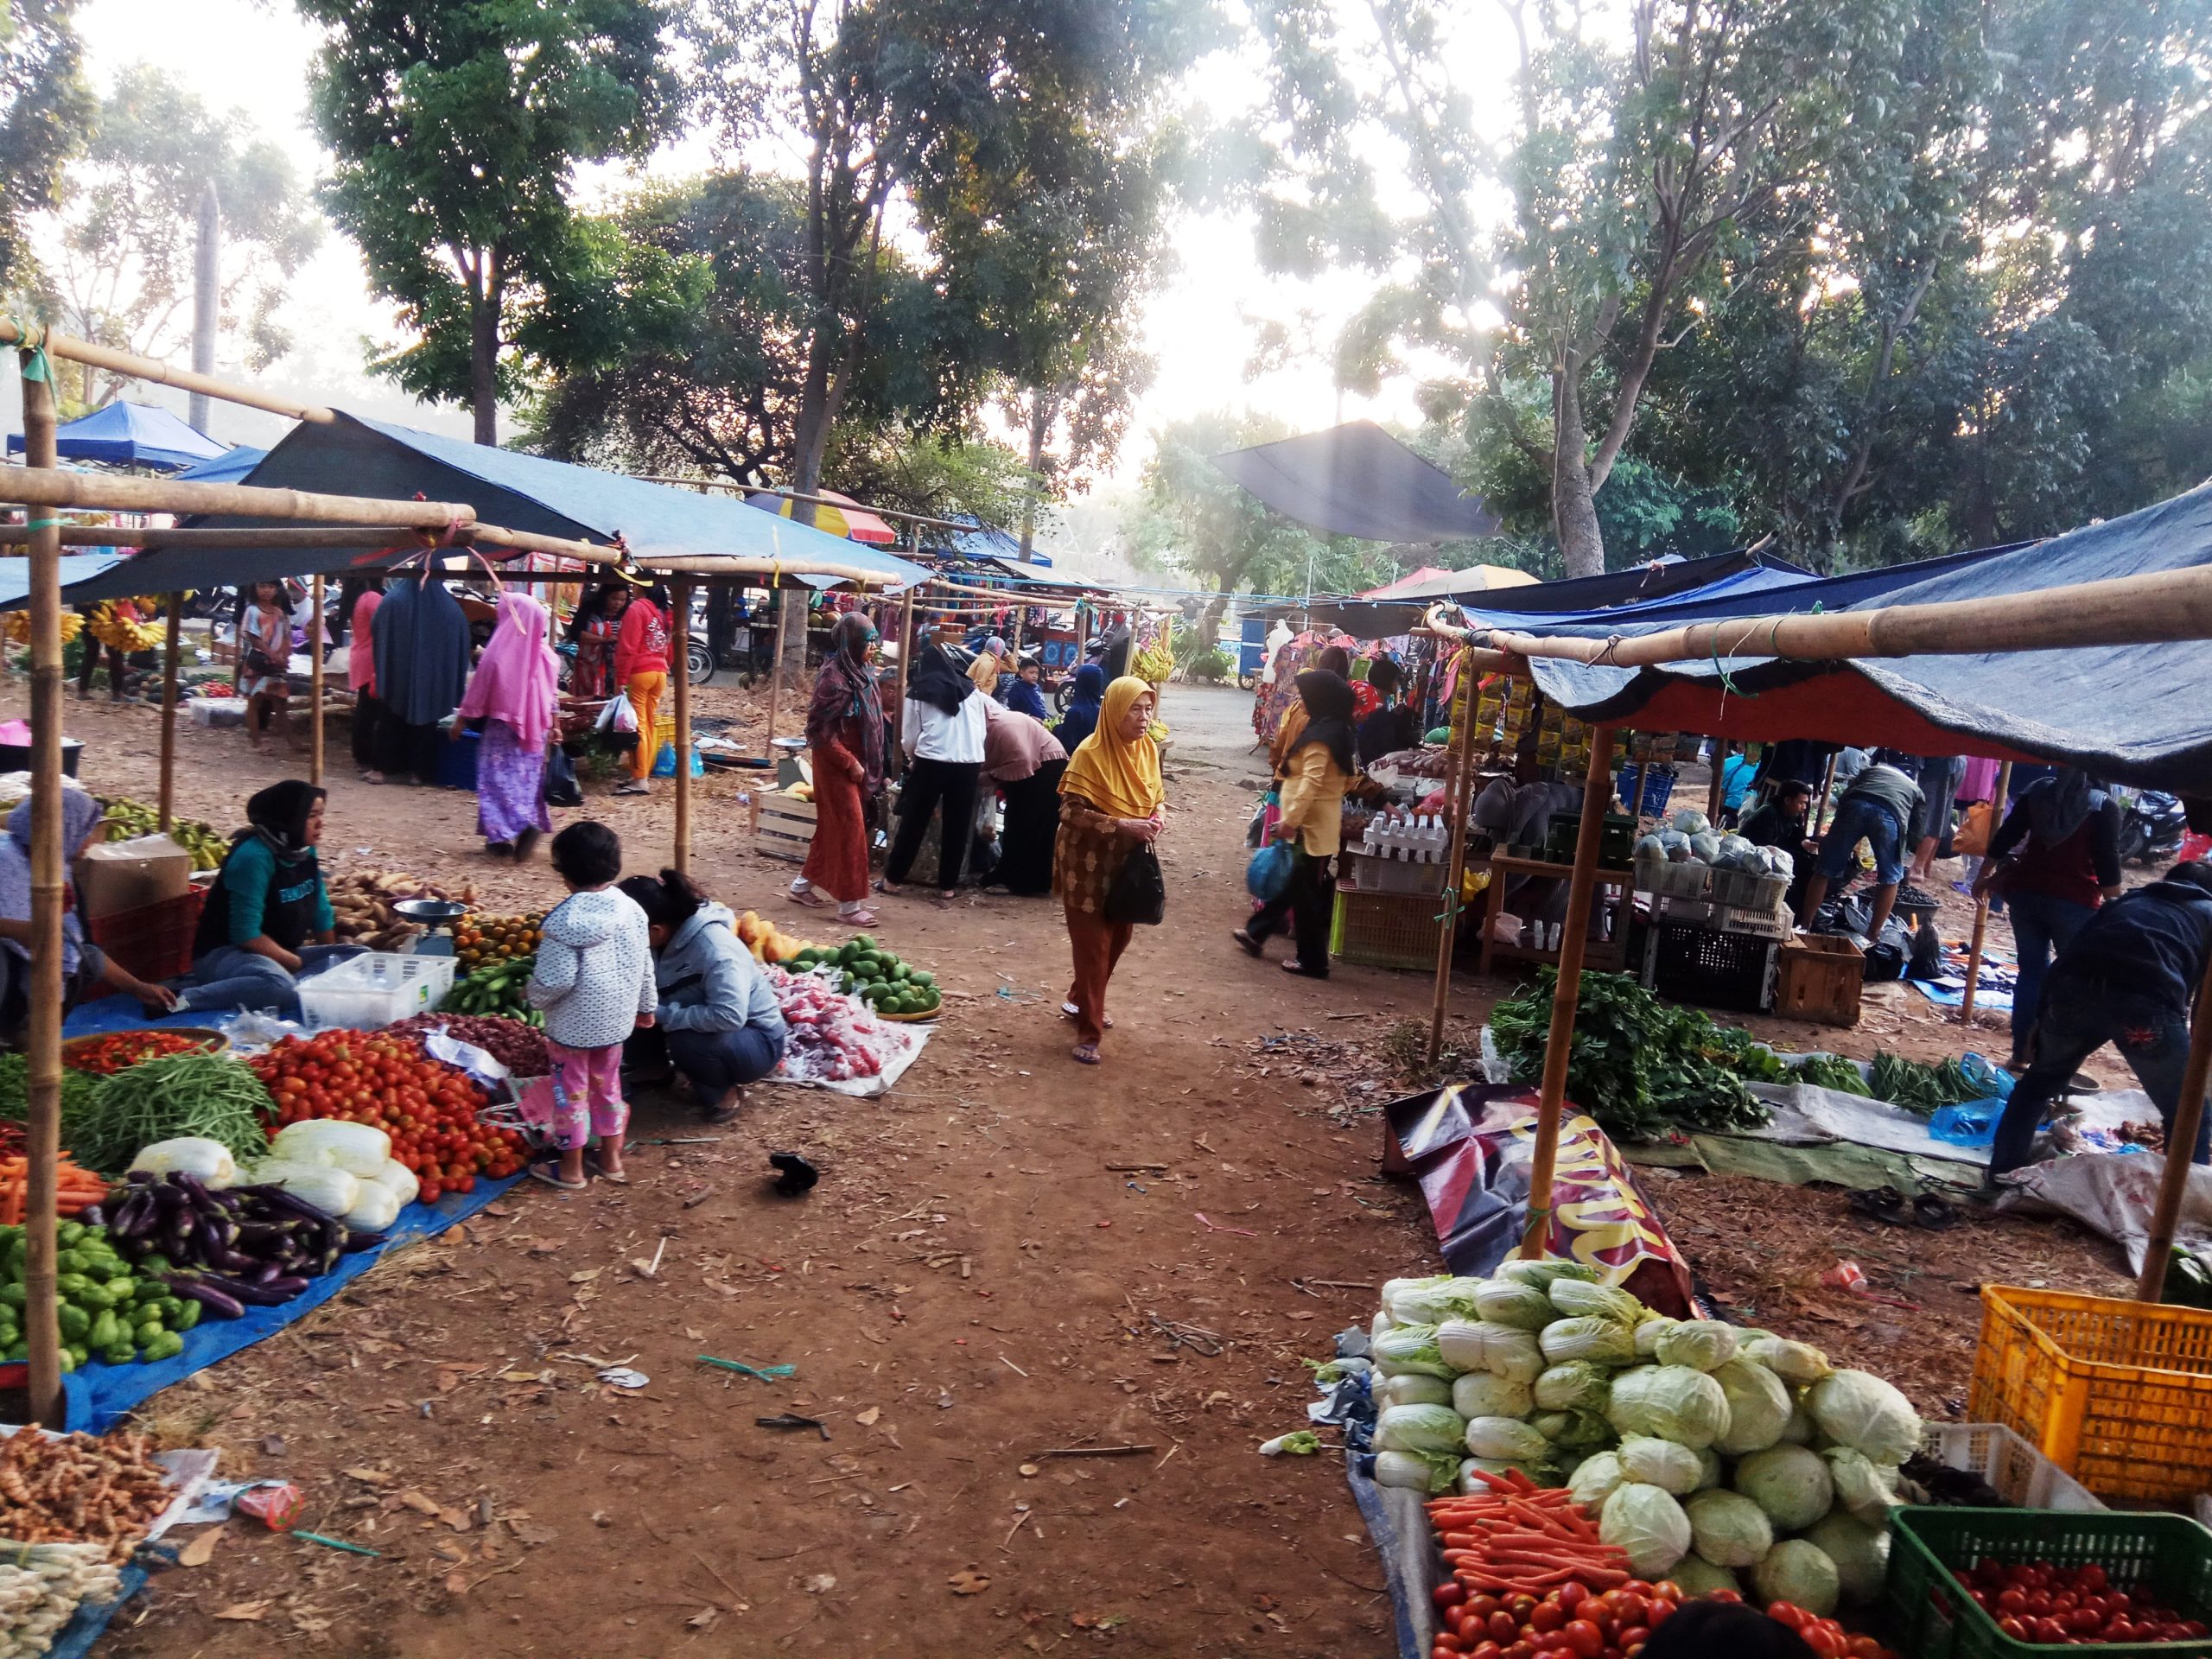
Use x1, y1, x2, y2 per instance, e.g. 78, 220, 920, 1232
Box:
76, 833, 193, 920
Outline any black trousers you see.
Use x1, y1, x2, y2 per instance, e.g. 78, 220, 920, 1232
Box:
351, 692, 388, 770
887, 757, 982, 890
991, 760, 1064, 895
1247, 846, 1335, 973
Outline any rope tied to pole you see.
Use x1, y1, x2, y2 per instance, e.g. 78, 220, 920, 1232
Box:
6, 318, 50, 386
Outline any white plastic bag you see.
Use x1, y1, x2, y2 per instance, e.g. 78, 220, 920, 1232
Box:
595, 695, 639, 735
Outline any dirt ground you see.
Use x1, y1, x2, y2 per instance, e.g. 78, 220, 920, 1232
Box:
8, 678, 2152, 1657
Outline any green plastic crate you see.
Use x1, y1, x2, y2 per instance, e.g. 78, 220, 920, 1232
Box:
1884, 1505, 2212, 1659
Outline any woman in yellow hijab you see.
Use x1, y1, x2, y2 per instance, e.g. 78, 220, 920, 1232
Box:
968, 634, 1007, 696
1054, 676, 1164, 1064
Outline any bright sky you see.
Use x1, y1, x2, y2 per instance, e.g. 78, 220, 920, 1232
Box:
15, 0, 1521, 516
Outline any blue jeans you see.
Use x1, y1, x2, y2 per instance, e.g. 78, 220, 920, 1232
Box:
1990, 974, 2209, 1176
626, 1023, 784, 1097
1816, 797, 1906, 887
175, 944, 365, 1019
2005, 890, 2095, 1058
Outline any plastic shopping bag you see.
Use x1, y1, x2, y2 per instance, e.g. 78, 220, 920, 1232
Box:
595, 695, 639, 735
652, 741, 705, 779
1247, 838, 1294, 903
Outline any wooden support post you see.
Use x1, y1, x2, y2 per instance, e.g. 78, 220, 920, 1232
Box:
16, 347, 63, 1426
763, 587, 785, 761
1426, 651, 1487, 1064
1958, 760, 2013, 1027
157, 593, 182, 832
671, 578, 694, 874
1814, 751, 1840, 831
2135, 949, 2212, 1302
308, 572, 326, 786
1520, 725, 1619, 1260
894, 589, 915, 779
1706, 741, 1729, 826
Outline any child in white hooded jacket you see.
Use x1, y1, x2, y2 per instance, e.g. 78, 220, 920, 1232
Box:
527, 822, 656, 1187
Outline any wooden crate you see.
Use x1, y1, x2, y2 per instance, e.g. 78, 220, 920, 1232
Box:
1775, 933, 1864, 1026
753, 791, 817, 863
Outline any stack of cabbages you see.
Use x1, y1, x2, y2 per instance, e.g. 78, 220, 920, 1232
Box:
1366, 1260, 1920, 1618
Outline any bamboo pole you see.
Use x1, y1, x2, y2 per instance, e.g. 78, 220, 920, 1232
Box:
671, 578, 694, 875
0, 465, 473, 529
1958, 760, 2013, 1026
762, 588, 785, 764
308, 572, 326, 786
0, 317, 334, 424
1480, 564, 2212, 667
157, 594, 182, 832
1813, 752, 1840, 836
2134, 949, 2212, 1302
640, 554, 924, 588
1706, 741, 1730, 824
1426, 650, 1488, 1064
1520, 726, 1619, 1261
0, 523, 620, 565
16, 353, 63, 1426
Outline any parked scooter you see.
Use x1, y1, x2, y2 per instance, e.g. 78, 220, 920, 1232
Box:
2120, 789, 2187, 865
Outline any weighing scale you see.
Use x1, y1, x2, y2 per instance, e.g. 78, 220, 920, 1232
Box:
392, 897, 473, 957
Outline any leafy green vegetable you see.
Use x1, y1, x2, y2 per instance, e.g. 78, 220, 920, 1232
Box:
1491, 970, 1771, 1142
1790, 1054, 1869, 1095
0, 1053, 105, 1127
66, 1053, 275, 1174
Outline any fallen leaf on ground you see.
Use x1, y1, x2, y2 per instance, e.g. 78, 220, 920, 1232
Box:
176, 1526, 224, 1568
343, 1467, 394, 1485
214, 1602, 270, 1622
569, 1269, 601, 1284
950, 1569, 990, 1596
399, 1490, 442, 1516
689, 1608, 721, 1630
444, 1570, 470, 1596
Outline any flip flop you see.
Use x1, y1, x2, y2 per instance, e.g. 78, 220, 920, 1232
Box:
838, 908, 879, 927
526, 1161, 588, 1192
1230, 929, 1262, 958
1847, 1186, 1910, 1226
1281, 960, 1329, 979
1058, 1001, 1112, 1029
786, 887, 829, 909
1913, 1193, 1959, 1230
1071, 1043, 1102, 1066
587, 1155, 630, 1185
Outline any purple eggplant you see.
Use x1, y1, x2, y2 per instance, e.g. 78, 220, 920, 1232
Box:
233, 1222, 290, 1248
77, 1204, 104, 1230
106, 1189, 156, 1241
165, 1276, 245, 1319
192, 1271, 303, 1305
343, 1230, 386, 1253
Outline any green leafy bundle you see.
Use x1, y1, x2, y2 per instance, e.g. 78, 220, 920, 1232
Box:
1491, 971, 1772, 1142
0, 1054, 105, 1127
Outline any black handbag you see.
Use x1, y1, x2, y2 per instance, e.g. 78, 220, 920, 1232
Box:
1105, 842, 1166, 926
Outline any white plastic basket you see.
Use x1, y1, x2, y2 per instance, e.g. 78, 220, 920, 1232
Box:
1920, 1421, 2105, 1513
296, 952, 456, 1032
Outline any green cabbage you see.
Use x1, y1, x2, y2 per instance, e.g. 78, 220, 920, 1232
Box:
1695, 1446, 1723, 1491
1635, 1318, 1678, 1359
1778, 1399, 1815, 1445
1374, 1447, 1459, 1494
1806, 1369, 1923, 1465
1823, 1447, 1901, 1522
1548, 1279, 1644, 1324
1373, 1325, 1454, 1379
1712, 1357, 1794, 1455
1534, 1361, 1615, 1414
1376, 1373, 1455, 1411
1607, 1364, 1732, 1450
1532, 1409, 1613, 1449
1496, 1258, 1600, 1290
1681, 1488, 1774, 1567
1732, 1444, 1834, 1530
1618, 1434, 1703, 1495
1656, 1320, 1741, 1373
1464, 1415, 1550, 1464
1473, 1279, 1558, 1332
1539, 1317, 1639, 1366
1452, 1372, 1533, 1420
1599, 1482, 1691, 1579
1376, 1403, 1468, 1454
1752, 1539, 1840, 1618
1743, 1331, 1832, 1383
1567, 1450, 1626, 1510
1668, 1554, 1744, 1599
1802, 1512, 1890, 1603
1392, 1276, 1491, 1325
1436, 1319, 1543, 1382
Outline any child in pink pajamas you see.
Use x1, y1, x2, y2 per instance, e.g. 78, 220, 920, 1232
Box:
526, 821, 656, 1188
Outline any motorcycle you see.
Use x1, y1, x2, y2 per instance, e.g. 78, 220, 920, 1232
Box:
2120, 788, 2186, 864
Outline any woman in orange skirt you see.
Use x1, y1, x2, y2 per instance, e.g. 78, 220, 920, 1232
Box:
791, 613, 883, 925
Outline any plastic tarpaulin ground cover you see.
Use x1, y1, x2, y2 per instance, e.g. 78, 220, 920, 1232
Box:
1210, 420, 1502, 543
55, 411, 932, 601
1489, 486, 2212, 791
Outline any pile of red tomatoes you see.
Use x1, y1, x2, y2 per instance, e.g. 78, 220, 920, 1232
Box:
248, 1029, 529, 1201
1949, 1558, 2209, 1646
1430, 1579, 1685, 1659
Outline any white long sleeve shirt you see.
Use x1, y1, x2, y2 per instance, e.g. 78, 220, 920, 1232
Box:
902, 693, 988, 765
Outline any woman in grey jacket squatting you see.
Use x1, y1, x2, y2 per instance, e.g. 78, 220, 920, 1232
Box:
620, 869, 789, 1123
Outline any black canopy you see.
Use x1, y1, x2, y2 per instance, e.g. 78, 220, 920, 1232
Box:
1209, 421, 1500, 543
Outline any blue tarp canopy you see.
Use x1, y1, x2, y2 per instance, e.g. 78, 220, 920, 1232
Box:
0, 554, 134, 610
1211, 421, 1501, 544
1485, 491, 2212, 791
53, 412, 931, 601
7, 402, 230, 472
171, 443, 268, 485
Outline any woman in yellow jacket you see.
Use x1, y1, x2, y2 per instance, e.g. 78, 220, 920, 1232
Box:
1234, 669, 1355, 977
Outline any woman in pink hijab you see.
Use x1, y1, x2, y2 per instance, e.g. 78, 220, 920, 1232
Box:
454, 592, 561, 860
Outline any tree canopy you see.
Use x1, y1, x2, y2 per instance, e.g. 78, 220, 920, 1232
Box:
0, 0, 92, 298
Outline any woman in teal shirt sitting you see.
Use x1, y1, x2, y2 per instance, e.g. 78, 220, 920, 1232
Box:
173, 780, 362, 1016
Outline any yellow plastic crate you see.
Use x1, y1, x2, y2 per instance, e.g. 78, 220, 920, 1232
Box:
1971, 1284, 2212, 1502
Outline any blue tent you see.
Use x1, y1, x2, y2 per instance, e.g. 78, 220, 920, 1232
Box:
7, 402, 229, 472
55, 412, 931, 601
172, 444, 268, 486
1482, 494, 2212, 791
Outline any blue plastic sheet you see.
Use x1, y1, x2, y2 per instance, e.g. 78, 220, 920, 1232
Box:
46, 1560, 151, 1659
61, 1173, 521, 1433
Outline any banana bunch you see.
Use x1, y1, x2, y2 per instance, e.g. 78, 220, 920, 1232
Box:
1133, 639, 1175, 683
96, 797, 226, 869
3, 613, 84, 645
88, 602, 165, 653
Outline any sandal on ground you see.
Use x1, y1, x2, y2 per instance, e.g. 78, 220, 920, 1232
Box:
1071, 1043, 1102, 1066
1230, 929, 1262, 958
874, 878, 904, 896
1847, 1186, 1910, 1226
1059, 1001, 1112, 1029
587, 1156, 630, 1185
526, 1161, 588, 1192
614, 781, 649, 796
786, 887, 829, 909
1281, 959, 1329, 979
1913, 1193, 1960, 1230
836, 907, 879, 927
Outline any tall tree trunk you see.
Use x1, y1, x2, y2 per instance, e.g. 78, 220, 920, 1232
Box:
779, 337, 839, 717
469, 289, 499, 447
1018, 391, 1051, 563
1552, 366, 1605, 579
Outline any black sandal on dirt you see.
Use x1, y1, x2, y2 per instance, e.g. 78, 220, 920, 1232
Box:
1281, 959, 1329, 979
1912, 1193, 1959, 1230
1847, 1186, 1910, 1226
1230, 929, 1262, 958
